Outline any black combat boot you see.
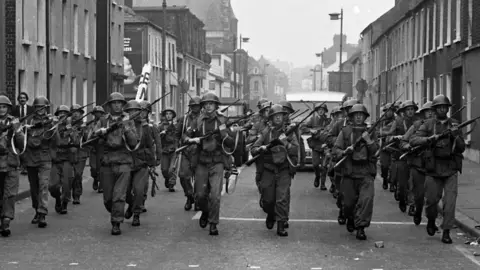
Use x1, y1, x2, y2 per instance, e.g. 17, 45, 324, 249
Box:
199, 212, 208, 228
124, 205, 133, 219
346, 218, 355, 233
209, 223, 219, 236
54, 197, 62, 214
72, 197, 80, 205
382, 178, 388, 190
184, 195, 194, 211
92, 178, 98, 191
60, 201, 68, 215
413, 214, 422, 226
320, 176, 327, 191
399, 200, 406, 212
97, 187, 103, 193
194, 204, 201, 211
284, 221, 289, 229
1, 218, 11, 237
37, 214, 47, 228
265, 214, 275, 230
276, 221, 288, 237
441, 229, 452, 244
337, 209, 346, 225
168, 186, 175, 192
356, 227, 367, 240
408, 205, 416, 216
132, 214, 140, 227
426, 219, 439, 236
329, 183, 336, 194
111, 222, 121, 235
313, 176, 320, 188
31, 212, 39, 224
390, 184, 396, 193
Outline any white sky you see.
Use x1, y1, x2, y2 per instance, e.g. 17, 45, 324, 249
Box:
231, 0, 394, 67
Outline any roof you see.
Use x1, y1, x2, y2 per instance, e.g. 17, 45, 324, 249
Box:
124, 13, 176, 38
286, 91, 347, 103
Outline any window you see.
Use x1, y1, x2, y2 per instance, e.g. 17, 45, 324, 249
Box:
84, 10, 89, 56
62, 0, 67, 49
49, 0, 55, 45
433, 77, 437, 96
254, 81, 259, 91
468, 0, 473, 46
18, 70, 25, 96
118, 25, 122, 62
446, 74, 451, 100
83, 79, 88, 105
37, 0, 45, 44
426, 7, 430, 53
438, 0, 444, 49
34, 72, 39, 96
446, 0, 452, 45
93, 14, 96, 58
455, 0, 461, 41
60, 75, 65, 104
92, 82, 96, 102
73, 4, 78, 53
191, 64, 195, 87
21, 0, 28, 40
426, 77, 431, 101
432, 2, 437, 51
439, 74, 444, 95
168, 43, 171, 70
466, 82, 472, 141
420, 9, 425, 55
172, 44, 176, 72
71, 77, 77, 105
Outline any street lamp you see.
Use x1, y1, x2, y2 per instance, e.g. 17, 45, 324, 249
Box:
330, 8, 343, 93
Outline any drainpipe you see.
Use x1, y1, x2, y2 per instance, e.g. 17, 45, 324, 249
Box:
46, 1, 50, 101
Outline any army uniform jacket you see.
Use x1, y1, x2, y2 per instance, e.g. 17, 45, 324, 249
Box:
176, 112, 200, 158
383, 115, 414, 159
327, 118, 350, 148
70, 118, 90, 161
410, 118, 465, 177
158, 120, 177, 154
131, 121, 157, 170
0, 115, 25, 171
303, 115, 331, 151
247, 116, 269, 145
23, 114, 55, 167
51, 119, 81, 163
399, 119, 425, 170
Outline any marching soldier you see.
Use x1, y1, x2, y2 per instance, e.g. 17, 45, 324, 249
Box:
247, 98, 269, 128
251, 104, 299, 237
88, 106, 106, 193
410, 95, 465, 244
184, 92, 235, 235
24, 96, 54, 228
327, 99, 358, 225
333, 104, 378, 240
0, 96, 25, 236
90, 92, 139, 235
400, 101, 433, 226
123, 100, 156, 226
176, 97, 202, 211
302, 103, 331, 190
70, 104, 89, 204
378, 103, 396, 190
326, 105, 343, 196
382, 100, 417, 214
158, 107, 178, 192
281, 100, 305, 170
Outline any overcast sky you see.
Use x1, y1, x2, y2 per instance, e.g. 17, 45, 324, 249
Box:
231, 0, 394, 68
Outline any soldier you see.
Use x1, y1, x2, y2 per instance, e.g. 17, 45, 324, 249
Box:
326, 105, 343, 196
176, 97, 202, 211
88, 106, 106, 193
158, 107, 178, 192
24, 96, 55, 228
333, 104, 378, 240
0, 96, 25, 237
90, 92, 139, 235
123, 100, 156, 226
70, 104, 89, 204
302, 103, 331, 190
381, 100, 417, 214
251, 104, 299, 237
410, 95, 465, 244
49, 105, 76, 215
378, 103, 396, 190
281, 100, 305, 170
184, 92, 235, 235
400, 101, 433, 226
327, 99, 358, 225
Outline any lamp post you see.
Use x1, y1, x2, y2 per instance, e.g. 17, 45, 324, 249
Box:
329, 8, 343, 93
162, 0, 167, 109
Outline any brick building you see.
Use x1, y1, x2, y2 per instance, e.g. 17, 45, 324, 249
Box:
0, 0, 16, 101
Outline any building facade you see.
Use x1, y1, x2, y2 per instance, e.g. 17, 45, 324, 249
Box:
124, 12, 177, 122
0, 0, 16, 101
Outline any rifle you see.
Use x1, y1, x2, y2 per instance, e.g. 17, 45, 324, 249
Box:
399, 115, 480, 160
245, 106, 317, 166
149, 168, 159, 197
220, 99, 241, 113
291, 109, 309, 121
175, 112, 254, 153
0, 105, 51, 133
43, 102, 95, 135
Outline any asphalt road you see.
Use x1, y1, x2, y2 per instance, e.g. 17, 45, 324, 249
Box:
1, 166, 480, 270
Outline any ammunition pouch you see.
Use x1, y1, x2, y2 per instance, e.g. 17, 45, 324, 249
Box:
352, 145, 368, 161
202, 137, 217, 152
424, 148, 436, 172
270, 145, 287, 165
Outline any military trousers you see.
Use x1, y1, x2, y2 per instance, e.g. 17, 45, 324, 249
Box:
260, 167, 292, 222
411, 168, 426, 217
255, 157, 264, 193
72, 159, 87, 199
334, 173, 343, 209
342, 175, 375, 228
161, 152, 176, 188
27, 162, 51, 215
379, 151, 391, 180
392, 160, 413, 206
49, 161, 74, 203
100, 164, 131, 223
127, 167, 149, 214
195, 162, 224, 224
312, 150, 327, 184
0, 170, 19, 220
424, 174, 458, 230
178, 153, 194, 197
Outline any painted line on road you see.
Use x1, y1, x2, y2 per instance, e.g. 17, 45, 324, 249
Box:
454, 245, 480, 267
192, 164, 245, 220
207, 217, 426, 225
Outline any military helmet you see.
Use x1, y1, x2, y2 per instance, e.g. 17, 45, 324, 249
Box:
419, 101, 433, 112
108, 92, 127, 104
382, 103, 395, 112
257, 98, 269, 108
342, 99, 359, 110
259, 102, 271, 113
92, 106, 106, 114
55, 105, 70, 116
268, 104, 287, 118
139, 100, 152, 112
70, 104, 85, 114
400, 100, 418, 111
188, 96, 202, 106
123, 100, 141, 112
314, 102, 328, 112
0, 96, 12, 107
330, 106, 343, 115
161, 107, 177, 118
348, 104, 370, 118
33, 96, 50, 107
432, 94, 452, 107
201, 92, 220, 104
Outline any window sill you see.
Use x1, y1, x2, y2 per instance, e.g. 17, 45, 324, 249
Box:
84, 55, 91, 59
37, 42, 45, 48
73, 51, 81, 56
437, 45, 443, 51
454, 38, 461, 43
62, 49, 70, 54
430, 48, 436, 53
445, 41, 451, 47
50, 46, 58, 51
21, 39, 32, 46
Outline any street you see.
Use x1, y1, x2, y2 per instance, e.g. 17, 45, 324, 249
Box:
1, 166, 480, 270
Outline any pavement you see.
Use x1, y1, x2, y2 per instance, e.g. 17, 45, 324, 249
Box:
3, 162, 480, 269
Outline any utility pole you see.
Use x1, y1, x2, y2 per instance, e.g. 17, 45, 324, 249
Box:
162, 0, 167, 108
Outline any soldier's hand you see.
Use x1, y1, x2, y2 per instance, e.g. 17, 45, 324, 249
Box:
343, 145, 354, 156
450, 125, 461, 137
427, 134, 440, 142
362, 131, 373, 144
321, 143, 327, 148
219, 124, 227, 131
189, 137, 201, 144
393, 135, 402, 140
259, 145, 268, 152
402, 143, 411, 150
289, 123, 297, 128
160, 130, 166, 135
310, 129, 318, 135
95, 128, 107, 136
